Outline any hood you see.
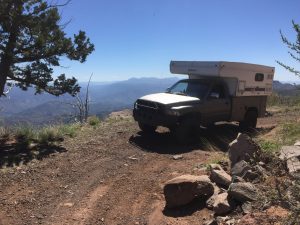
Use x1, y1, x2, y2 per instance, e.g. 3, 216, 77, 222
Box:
139, 93, 200, 105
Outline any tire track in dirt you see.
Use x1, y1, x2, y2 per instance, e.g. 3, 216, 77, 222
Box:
84, 148, 212, 225
71, 184, 110, 225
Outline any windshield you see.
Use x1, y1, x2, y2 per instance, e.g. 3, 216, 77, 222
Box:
167, 80, 210, 98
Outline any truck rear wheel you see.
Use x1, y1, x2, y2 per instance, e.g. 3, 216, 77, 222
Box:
138, 122, 157, 133
240, 110, 258, 130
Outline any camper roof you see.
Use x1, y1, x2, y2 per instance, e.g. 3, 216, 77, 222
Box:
170, 61, 275, 77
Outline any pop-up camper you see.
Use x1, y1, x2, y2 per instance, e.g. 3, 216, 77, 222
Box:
133, 61, 275, 142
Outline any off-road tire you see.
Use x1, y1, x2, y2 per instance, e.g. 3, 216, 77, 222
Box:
239, 110, 258, 131
174, 118, 199, 144
138, 122, 157, 133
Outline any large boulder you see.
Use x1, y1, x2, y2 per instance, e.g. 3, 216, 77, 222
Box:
213, 192, 232, 215
210, 169, 232, 188
228, 133, 260, 167
228, 182, 257, 203
163, 174, 214, 208
279, 146, 300, 178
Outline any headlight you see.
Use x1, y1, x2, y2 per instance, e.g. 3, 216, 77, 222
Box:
164, 109, 180, 116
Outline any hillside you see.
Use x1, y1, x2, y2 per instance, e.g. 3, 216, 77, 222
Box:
0, 106, 299, 224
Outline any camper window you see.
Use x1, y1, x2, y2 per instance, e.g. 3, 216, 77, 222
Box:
255, 73, 264, 81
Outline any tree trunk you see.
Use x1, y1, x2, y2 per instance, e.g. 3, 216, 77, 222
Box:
0, 2, 20, 97
0, 30, 19, 97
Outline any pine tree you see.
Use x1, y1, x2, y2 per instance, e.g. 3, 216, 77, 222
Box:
0, 0, 94, 96
277, 21, 300, 78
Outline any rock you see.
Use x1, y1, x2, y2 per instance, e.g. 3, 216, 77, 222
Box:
218, 160, 230, 171
210, 169, 232, 188
209, 164, 223, 171
62, 202, 74, 207
253, 165, 266, 175
241, 201, 252, 214
172, 154, 183, 160
206, 185, 221, 209
225, 218, 235, 225
213, 193, 232, 215
204, 219, 218, 225
163, 175, 214, 208
231, 160, 251, 177
216, 216, 231, 223
128, 156, 138, 160
243, 170, 259, 181
294, 141, 300, 146
286, 157, 300, 178
228, 133, 260, 167
228, 182, 257, 202
279, 146, 300, 177
206, 195, 216, 210
231, 175, 245, 183
279, 145, 300, 160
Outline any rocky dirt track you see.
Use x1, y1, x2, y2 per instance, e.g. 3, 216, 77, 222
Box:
0, 109, 298, 225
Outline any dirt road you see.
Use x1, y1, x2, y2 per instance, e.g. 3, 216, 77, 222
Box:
0, 110, 296, 225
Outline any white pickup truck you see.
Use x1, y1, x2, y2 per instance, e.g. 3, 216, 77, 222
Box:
133, 61, 275, 142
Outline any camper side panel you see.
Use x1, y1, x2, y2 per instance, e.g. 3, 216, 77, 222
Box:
231, 96, 267, 121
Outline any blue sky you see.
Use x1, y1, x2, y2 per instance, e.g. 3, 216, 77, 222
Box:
56, 0, 300, 82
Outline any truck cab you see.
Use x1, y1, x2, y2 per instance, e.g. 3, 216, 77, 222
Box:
133, 61, 274, 142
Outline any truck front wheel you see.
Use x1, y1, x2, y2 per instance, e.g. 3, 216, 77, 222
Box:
138, 122, 157, 133
240, 110, 258, 130
173, 118, 199, 144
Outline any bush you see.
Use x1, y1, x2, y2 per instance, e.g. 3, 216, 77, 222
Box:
58, 123, 80, 138
0, 126, 10, 139
10, 123, 80, 147
88, 116, 100, 126
267, 93, 300, 107
37, 126, 63, 145
258, 140, 280, 154
257, 122, 300, 155
280, 122, 300, 145
14, 126, 36, 146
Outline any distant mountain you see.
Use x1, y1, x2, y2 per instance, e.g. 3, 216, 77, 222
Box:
0, 77, 179, 126
0, 78, 299, 126
273, 80, 300, 96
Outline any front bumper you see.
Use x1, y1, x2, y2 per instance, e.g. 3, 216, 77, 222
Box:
133, 100, 178, 127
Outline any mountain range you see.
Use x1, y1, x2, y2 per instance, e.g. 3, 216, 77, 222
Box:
0, 77, 299, 126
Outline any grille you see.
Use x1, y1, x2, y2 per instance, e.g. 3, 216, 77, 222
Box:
136, 99, 159, 110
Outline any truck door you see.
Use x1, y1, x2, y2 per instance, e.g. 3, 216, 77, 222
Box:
202, 83, 231, 124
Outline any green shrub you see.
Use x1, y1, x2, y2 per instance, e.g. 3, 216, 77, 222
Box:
15, 126, 35, 138
58, 123, 80, 138
88, 116, 100, 126
258, 140, 280, 154
280, 122, 300, 145
37, 126, 63, 145
267, 93, 300, 107
0, 126, 10, 139
14, 126, 36, 146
